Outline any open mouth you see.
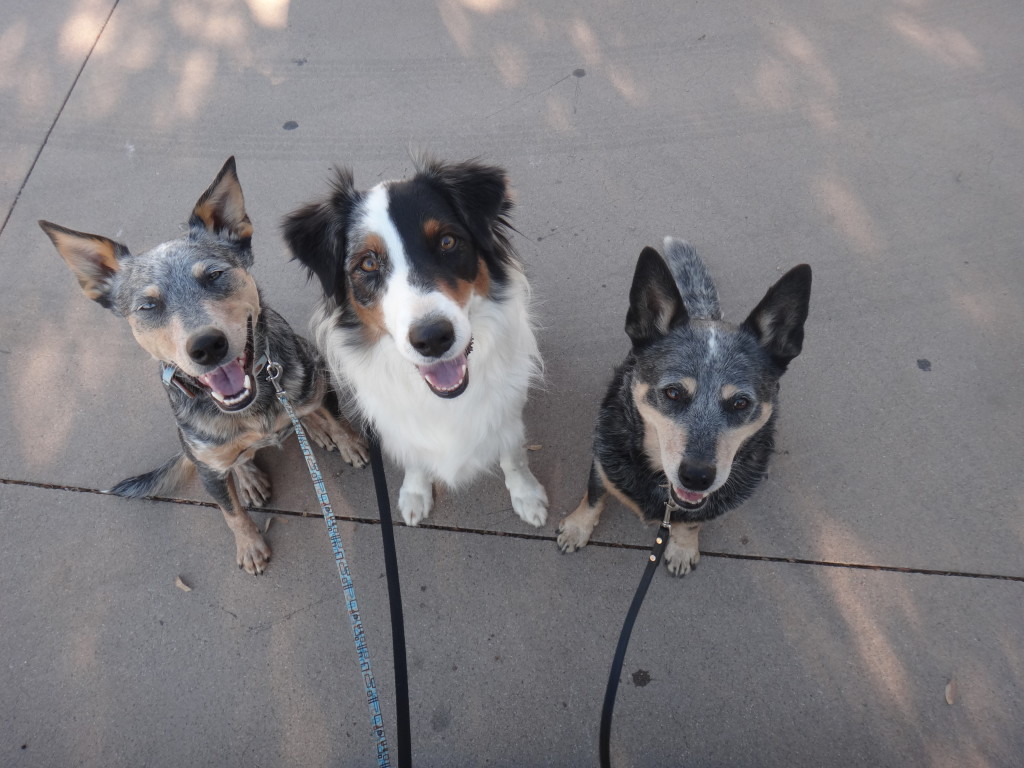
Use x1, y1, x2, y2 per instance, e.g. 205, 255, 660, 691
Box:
416, 340, 473, 399
670, 485, 709, 511
194, 318, 257, 412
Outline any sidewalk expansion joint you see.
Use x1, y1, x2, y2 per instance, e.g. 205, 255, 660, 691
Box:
4, 476, 1023, 583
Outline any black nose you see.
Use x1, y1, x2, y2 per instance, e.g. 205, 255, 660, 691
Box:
187, 330, 230, 366
679, 462, 716, 491
409, 318, 455, 358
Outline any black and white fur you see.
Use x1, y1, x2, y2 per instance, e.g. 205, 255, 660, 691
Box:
40, 158, 367, 575
283, 158, 547, 527
557, 238, 811, 576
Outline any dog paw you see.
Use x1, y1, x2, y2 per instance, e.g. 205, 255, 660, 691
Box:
232, 462, 271, 508
664, 539, 700, 577
301, 410, 369, 469
336, 432, 369, 469
556, 517, 593, 553
236, 532, 272, 576
398, 478, 433, 526
511, 485, 548, 527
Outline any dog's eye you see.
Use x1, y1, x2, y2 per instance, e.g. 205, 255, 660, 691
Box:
439, 234, 457, 251
359, 252, 380, 272
730, 395, 752, 412
136, 301, 157, 312
207, 269, 224, 281
663, 386, 682, 401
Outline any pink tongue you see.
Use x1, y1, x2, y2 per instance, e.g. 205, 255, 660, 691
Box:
418, 353, 467, 391
199, 359, 246, 396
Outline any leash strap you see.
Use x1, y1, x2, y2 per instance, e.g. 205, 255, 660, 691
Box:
265, 360, 392, 768
367, 432, 412, 768
599, 509, 673, 768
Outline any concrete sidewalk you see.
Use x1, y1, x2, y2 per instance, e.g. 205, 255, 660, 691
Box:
1, 1, 1021, 766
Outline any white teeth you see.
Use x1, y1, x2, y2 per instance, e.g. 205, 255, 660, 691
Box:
243, 375, 251, 389
211, 391, 226, 404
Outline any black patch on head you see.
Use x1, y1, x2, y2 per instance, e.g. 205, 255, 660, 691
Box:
384, 177, 483, 293
411, 157, 517, 287
282, 167, 362, 306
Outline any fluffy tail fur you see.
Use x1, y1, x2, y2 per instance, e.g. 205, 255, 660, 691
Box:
663, 237, 722, 321
106, 453, 194, 498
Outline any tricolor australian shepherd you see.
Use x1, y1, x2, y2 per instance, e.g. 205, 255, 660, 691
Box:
283, 158, 548, 528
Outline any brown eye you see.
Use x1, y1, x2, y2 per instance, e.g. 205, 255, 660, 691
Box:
663, 386, 681, 401
358, 252, 380, 272
439, 234, 457, 251
731, 395, 751, 411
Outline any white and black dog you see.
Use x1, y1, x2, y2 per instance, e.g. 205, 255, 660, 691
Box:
282, 158, 547, 528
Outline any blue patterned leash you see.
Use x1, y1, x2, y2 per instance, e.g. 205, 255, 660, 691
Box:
265, 358, 392, 768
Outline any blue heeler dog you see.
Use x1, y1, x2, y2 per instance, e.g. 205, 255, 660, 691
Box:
40, 158, 368, 575
557, 238, 811, 576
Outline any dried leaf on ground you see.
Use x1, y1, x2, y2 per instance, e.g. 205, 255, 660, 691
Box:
945, 679, 956, 705
264, 516, 275, 534
175, 576, 192, 593
527, 444, 543, 451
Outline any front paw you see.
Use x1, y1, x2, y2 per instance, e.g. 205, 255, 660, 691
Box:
232, 462, 271, 508
664, 539, 700, 577
556, 516, 593, 553
398, 480, 433, 526
236, 531, 272, 575
511, 483, 548, 527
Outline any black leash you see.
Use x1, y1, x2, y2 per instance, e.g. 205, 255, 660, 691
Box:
599, 504, 674, 768
367, 430, 413, 768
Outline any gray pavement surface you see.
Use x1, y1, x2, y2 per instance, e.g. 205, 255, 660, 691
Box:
1, 1, 1022, 766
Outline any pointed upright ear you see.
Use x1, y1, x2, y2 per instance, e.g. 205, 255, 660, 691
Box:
415, 157, 511, 253
39, 220, 129, 310
190, 156, 253, 244
281, 167, 359, 306
625, 247, 689, 349
741, 264, 812, 371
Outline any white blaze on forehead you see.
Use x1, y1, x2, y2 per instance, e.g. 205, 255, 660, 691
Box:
707, 326, 719, 357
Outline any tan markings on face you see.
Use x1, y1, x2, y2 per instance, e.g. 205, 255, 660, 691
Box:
191, 262, 208, 280
359, 233, 387, 258
422, 218, 442, 241
596, 462, 646, 520
680, 376, 697, 397
716, 402, 774, 471
633, 381, 689, 477
721, 383, 739, 400
200, 269, 260, 350
438, 257, 490, 308
352, 301, 387, 342
128, 313, 187, 364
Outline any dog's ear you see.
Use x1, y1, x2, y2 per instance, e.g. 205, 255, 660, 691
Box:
415, 158, 512, 254
190, 156, 254, 248
625, 246, 689, 349
39, 220, 129, 311
741, 264, 812, 371
281, 167, 359, 305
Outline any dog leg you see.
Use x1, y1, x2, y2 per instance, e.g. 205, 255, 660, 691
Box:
500, 444, 548, 527
664, 522, 701, 577
300, 406, 369, 468
197, 463, 271, 575
231, 460, 271, 509
557, 461, 606, 552
398, 469, 434, 526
